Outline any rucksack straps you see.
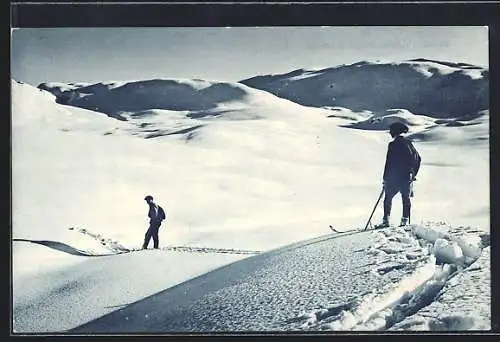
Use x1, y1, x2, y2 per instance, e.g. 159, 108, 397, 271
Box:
405, 139, 421, 176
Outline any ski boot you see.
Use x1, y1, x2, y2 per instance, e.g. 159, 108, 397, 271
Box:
374, 217, 390, 229
399, 217, 409, 227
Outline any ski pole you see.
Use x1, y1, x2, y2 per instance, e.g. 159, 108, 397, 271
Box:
409, 178, 414, 224
363, 187, 385, 231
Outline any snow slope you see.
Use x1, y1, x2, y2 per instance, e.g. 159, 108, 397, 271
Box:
11, 64, 490, 333
240, 59, 488, 119
13, 243, 244, 332
68, 223, 490, 333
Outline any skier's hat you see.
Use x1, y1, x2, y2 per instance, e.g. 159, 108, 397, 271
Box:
388, 122, 409, 135
144, 195, 153, 201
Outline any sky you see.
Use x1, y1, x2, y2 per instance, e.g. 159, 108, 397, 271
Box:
11, 26, 489, 86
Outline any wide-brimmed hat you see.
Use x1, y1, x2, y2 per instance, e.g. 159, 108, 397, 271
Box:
388, 122, 409, 135
144, 195, 153, 201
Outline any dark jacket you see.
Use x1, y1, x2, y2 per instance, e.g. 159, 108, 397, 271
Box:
383, 135, 421, 184
148, 202, 166, 223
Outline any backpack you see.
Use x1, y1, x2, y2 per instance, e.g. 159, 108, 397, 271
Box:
157, 206, 166, 221
405, 139, 421, 177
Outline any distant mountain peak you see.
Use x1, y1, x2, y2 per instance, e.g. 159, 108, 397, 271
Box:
407, 58, 484, 69
240, 59, 488, 119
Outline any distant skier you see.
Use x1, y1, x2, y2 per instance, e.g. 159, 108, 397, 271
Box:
378, 122, 421, 228
143, 195, 166, 249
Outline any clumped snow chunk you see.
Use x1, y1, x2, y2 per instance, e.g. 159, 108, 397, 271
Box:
390, 247, 490, 331
432, 238, 463, 265
412, 224, 483, 264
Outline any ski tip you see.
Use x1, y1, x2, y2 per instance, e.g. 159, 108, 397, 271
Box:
329, 225, 342, 233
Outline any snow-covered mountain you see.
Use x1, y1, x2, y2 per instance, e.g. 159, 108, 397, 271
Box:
38, 78, 277, 120
240, 59, 488, 119
35, 78, 336, 141
11, 59, 491, 333
34, 62, 490, 145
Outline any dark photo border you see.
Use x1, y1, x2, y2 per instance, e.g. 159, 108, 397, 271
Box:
9, 0, 500, 339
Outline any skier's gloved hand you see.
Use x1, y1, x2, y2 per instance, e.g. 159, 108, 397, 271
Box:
409, 172, 417, 182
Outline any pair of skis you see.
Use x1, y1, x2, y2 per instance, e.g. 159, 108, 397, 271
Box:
328, 224, 390, 234
328, 187, 387, 234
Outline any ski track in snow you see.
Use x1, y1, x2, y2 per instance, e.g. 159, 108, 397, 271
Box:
67, 227, 262, 255
389, 246, 490, 331
286, 223, 490, 331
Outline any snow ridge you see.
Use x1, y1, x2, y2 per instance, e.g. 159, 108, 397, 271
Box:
68, 227, 262, 255
37, 79, 261, 117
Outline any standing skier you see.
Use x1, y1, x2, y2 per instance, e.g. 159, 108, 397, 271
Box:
378, 122, 421, 228
143, 195, 166, 249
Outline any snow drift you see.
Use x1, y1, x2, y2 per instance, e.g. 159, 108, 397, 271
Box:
240, 59, 488, 119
